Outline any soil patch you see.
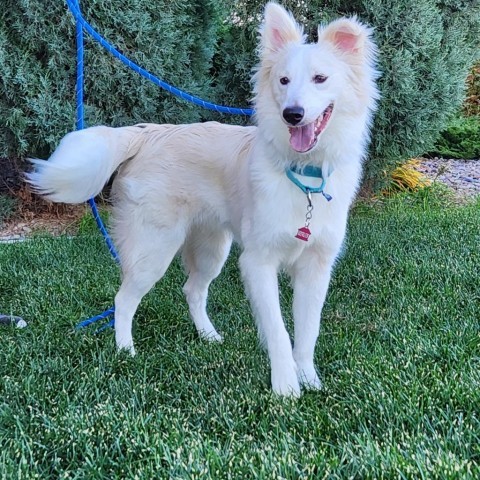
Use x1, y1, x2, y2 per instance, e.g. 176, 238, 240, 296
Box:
0, 187, 87, 242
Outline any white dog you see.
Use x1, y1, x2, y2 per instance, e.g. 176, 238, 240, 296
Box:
28, 2, 379, 397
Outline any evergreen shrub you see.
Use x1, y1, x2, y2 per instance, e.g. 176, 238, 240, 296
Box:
0, 194, 17, 227
0, 0, 221, 158
430, 116, 480, 159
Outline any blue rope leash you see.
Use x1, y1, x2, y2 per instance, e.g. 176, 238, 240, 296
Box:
75, 307, 115, 330
66, 0, 254, 116
74, 0, 116, 331
74, 2, 120, 263
71, 0, 253, 331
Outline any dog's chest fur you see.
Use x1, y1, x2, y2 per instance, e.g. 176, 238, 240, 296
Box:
236, 157, 351, 266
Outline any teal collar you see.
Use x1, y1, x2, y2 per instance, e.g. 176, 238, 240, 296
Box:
285, 164, 332, 201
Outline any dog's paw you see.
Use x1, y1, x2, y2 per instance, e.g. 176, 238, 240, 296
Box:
271, 367, 301, 398
297, 367, 323, 391
199, 329, 223, 343
298, 370, 323, 390
118, 346, 136, 357
116, 339, 136, 356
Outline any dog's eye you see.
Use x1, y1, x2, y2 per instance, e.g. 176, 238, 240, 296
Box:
313, 74, 328, 84
280, 77, 290, 85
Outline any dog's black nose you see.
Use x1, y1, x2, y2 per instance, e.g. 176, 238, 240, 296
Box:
283, 107, 304, 126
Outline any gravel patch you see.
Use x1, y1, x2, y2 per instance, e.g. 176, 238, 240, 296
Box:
415, 157, 480, 200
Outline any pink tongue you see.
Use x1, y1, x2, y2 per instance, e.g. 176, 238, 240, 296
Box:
289, 123, 315, 153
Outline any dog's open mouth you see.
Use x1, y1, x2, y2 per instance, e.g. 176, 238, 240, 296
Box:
288, 104, 334, 153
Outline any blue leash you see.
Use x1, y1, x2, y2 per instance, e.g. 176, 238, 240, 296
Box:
73, 0, 116, 332
66, 0, 254, 117
70, 0, 253, 331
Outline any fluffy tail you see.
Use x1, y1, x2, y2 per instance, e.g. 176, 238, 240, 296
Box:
26, 125, 139, 204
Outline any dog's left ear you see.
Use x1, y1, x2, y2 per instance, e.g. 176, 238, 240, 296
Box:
318, 17, 370, 55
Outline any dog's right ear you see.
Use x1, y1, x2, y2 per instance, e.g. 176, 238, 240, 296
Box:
261, 2, 304, 53
318, 17, 373, 58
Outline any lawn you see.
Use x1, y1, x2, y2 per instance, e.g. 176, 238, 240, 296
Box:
1, 193, 479, 479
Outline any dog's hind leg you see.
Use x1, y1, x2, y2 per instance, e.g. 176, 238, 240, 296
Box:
182, 225, 232, 342
114, 222, 187, 355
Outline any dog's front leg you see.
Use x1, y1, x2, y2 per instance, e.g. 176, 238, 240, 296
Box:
291, 249, 336, 390
240, 251, 300, 397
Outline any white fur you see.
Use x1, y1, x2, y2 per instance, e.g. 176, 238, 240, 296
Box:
27, 2, 379, 397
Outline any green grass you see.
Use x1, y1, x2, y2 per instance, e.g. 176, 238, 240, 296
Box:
1, 195, 479, 479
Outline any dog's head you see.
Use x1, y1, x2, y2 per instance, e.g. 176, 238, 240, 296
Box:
254, 2, 379, 156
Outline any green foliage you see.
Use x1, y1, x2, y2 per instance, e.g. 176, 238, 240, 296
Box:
0, 194, 18, 226
0, 194, 17, 226
0, 0, 222, 158
215, 0, 480, 184
431, 116, 480, 159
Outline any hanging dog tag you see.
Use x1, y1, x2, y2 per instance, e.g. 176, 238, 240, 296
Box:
295, 190, 313, 242
295, 226, 311, 242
